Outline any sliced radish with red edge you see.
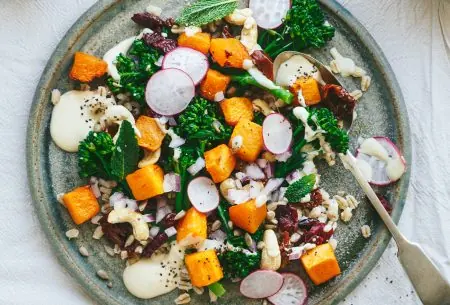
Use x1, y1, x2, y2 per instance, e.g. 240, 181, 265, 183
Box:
162, 47, 209, 85
145, 68, 195, 116
240, 270, 284, 299
249, 0, 291, 29
187, 177, 220, 213
355, 136, 406, 186
268, 273, 308, 305
263, 113, 293, 154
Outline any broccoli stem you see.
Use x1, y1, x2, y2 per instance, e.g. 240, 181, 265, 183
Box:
217, 202, 231, 234
231, 73, 293, 104
208, 282, 226, 297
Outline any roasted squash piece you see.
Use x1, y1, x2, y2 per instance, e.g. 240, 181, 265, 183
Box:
291, 76, 321, 106
228, 119, 263, 162
69, 52, 107, 83
204, 144, 236, 183
136, 115, 165, 151
210, 38, 250, 69
229, 199, 266, 233
63, 185, 100, 225
178, 32, 211, 55
185, 249, 224, 287
301, 243, 341, 285
176, 207, 207, 246
199, 69, 231, 101
220, 97, 254, 126
126, 164, 164, 200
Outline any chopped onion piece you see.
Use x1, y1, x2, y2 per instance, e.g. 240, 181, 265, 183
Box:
164, 226, 177, 237
150, 226, 160, 237
163, 172, 181, 192
256, 158, 268, 168
143, 214, 155, 223
263, 178, 284, 195
227, 189, 251, 204
275, 150, 292, 162
187, 157, 205, 176
245, 163, 266, 180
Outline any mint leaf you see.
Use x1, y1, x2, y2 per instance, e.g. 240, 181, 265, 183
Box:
176, 0, 238, 27
110, 120, 140, 180
284, 174, 316, 203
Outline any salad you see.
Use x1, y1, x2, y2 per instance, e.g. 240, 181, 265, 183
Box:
50, 0, 407, 303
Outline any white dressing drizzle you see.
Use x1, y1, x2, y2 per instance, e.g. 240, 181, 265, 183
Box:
275, 55, 322, 87
103, 36, 136, 81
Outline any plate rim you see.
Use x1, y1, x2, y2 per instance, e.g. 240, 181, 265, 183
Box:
26, 0, 412, 304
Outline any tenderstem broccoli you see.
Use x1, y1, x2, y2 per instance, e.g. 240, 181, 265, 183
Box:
309, 107, 349, 153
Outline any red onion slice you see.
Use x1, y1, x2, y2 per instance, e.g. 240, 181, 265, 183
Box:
187, 157, 205, 176
245, 163, 266, 180
164, 226, 177, 238
163, 172, 181, 192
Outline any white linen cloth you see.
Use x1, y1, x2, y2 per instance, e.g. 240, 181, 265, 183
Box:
0, 0, 448, 304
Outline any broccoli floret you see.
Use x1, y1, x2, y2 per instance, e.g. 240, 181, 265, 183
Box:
309, 107, 349, 153
284, 173, 317, 203
218, 249, 261, 280
231, 73, 294, 105
78, 131, 115, 179
260, 0, 335, 58
106, 39, 160, 106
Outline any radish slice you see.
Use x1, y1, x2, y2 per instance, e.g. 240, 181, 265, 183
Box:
249, 0, 290, 29
187, 177, 220, 213
355, 136, 407, 186
268, 273, 308, 305
240, 270, 284, 299
145, 68, 195, 116
162, 47, 209, 85
263, 113, 293, 154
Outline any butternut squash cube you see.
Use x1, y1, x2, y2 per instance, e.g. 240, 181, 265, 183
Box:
210, 38, 250, 69
199, 69, 231, 101
136, 115, 165, 151
229, 199, 266, 233
228, 119, 263, 163
185, 249, 224, 287
291, 76, 321, 106
126, 164, 164, 200
220, 97, 254, 126
178, 32, 211, 55
176, 207, 207, 246
301, 243, 341, 285
204, 144, 236, 183
63, 185, 100, 225
69, 52, 107, 83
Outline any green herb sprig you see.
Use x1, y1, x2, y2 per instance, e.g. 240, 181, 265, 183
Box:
176, 0, 238, 27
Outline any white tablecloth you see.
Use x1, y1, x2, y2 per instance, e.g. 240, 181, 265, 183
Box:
0, 0, 449, 304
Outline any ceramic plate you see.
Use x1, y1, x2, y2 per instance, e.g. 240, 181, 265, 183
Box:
27, 0, 411, 304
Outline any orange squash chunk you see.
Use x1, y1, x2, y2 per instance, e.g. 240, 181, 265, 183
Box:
301, 243, 341, 285
199, 69, 231, 101
291, 77, 321, 106
210, 38, 250, 69
69, 52, 107, 83
126, 164, 164, 200
136, 115, 165, 151
63, 185, 100, 225
228, 119, 263, 163
176, 207, 207, 246
220, 97, 254, 126
204, 144, 236, 183
178, 32, 211, 55
229, 199, 266, 233
185, 250, 224, 287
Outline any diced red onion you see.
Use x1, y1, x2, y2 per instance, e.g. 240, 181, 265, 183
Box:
245, 163, 266, 180
209, 229, 227, 242
187, 157, 205, 176
109, 192, 126, 209
89, 177, 101, 198
235, 172, 250, 183
279, 187, 287, 200
168, 117, 178, 126
150, 226, 160, 237
164, 226, 177, 238
163, 172, 181, 192
286, 170, 301, 184
169, 137, 186, 148
156, 197, 172, 223
227, 189, 251, 204
275, 150, 292, 162
264, 163, 274, 178
249, 180, 262, 199
124, 198, 138, 211
143, 214, 156, 223
262, 178, 284, 195
289, 246, 303, 260
158, 116, 169, 124
256, 158, 268, 168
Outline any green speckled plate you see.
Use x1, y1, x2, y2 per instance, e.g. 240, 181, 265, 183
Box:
27, 0, 411, 304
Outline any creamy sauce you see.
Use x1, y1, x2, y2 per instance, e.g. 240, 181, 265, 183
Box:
330, 47, 356, 77
276, 55, 322, 87
293, 107, 318, 142
297, 89, 307, 107
248, 67, 281, 90
359, 138, 389, 161
103, 36, 136, 81
123, 243, 185, 299
50, 90, 114, 152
